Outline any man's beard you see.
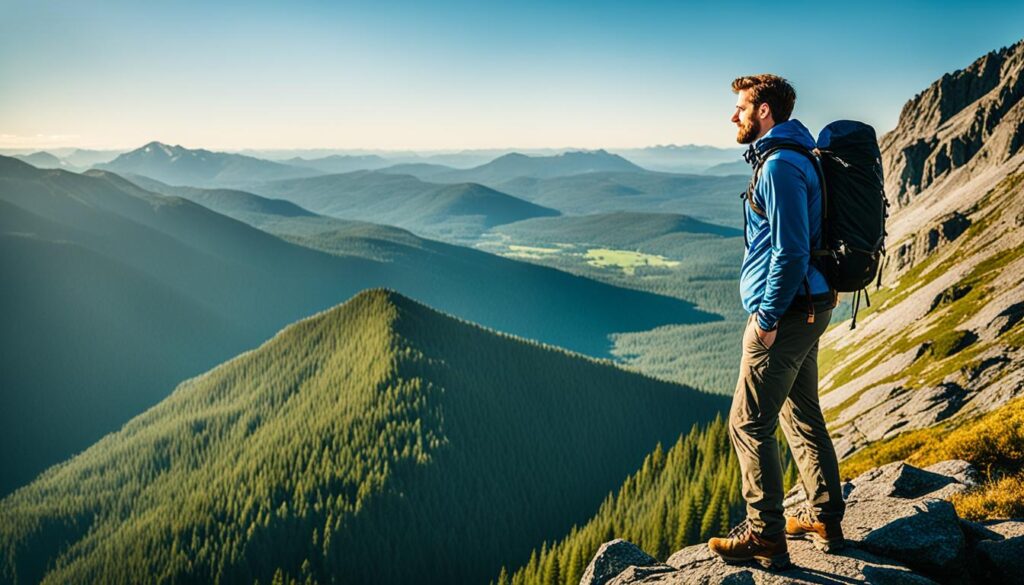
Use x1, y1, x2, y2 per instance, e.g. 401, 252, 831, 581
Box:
736, 117, 761, 144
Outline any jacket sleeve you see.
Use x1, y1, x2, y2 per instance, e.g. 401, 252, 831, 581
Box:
755, 157, 809, 331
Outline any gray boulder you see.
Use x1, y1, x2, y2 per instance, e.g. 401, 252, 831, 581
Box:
580, 539, 674, 585
974, 535, 1024, 582
845, 461, 962, 501
922, 460, 978, 487
840, 462, 969, 579
848, 498, 965, 576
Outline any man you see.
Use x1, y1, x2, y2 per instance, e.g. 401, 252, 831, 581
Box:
707, 74, 845, 570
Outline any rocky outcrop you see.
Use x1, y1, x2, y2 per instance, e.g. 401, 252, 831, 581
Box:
581, 461, 1021, 585
580, 540, 672, 585
881, 38, 1024, 208
891, 210, 972, 273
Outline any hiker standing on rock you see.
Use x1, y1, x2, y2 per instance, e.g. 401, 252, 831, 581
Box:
707, 74, 846, 569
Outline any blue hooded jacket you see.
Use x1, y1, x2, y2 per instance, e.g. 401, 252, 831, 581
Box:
740, 118, 831, 331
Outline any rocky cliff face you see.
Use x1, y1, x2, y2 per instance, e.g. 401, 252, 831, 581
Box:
582, 461, 1023, 584
879, 39, 1024, 279
881, 39, 1024, 210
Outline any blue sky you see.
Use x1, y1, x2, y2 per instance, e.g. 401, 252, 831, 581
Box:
2, 0, 1021, 150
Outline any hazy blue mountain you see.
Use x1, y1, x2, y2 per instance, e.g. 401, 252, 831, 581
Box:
610, 145, 746, 174
703, 160, 750, 176
283, 153, 391, 173
241, 148, 564, 169
455, 150, 647, 181
491, 211, 741, 246
95, 141, 323, 188
254, 170, 561, 241
1, 157, 718, 495
377, 161, 457, 179
414, 149, 549, 168
0, 288, 727, 585
373, 152, 749, 228
380, 149, 647, 184
492, 172, 749, 229
120, 172, 317, 220
11, 151, 80, 172
60, 148, 123, 167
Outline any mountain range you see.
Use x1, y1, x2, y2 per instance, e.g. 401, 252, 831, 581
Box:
253, 170, 562, 241
95, 141, 323, 188
380, 150, 647, 183
69, 143, 751, 234
10, 152, 81, 172
0, 157, 717, 495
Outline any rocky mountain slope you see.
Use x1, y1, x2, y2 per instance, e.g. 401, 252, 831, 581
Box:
819, 38, 1024, 458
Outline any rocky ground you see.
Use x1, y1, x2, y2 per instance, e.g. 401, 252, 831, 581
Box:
580, 460, 1022, 584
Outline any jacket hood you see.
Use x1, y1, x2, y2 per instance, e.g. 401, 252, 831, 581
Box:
744, 119, 817, 164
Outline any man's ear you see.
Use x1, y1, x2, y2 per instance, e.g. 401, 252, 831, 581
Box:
758, 102, 771, 120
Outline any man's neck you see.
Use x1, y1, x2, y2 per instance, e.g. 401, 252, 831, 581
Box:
755, 120, 776, 142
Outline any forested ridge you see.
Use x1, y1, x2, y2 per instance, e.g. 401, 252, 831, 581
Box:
0, 288, 726, 585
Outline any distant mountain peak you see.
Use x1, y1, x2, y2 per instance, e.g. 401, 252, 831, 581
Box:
493, 152, 530, 161
139, 141, 179, 156
97, 142, 321, 187
474, 149, 645, 179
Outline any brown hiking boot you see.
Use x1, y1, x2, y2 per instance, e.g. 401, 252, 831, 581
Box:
708, 519, 791, 570
785, 507, 845, 552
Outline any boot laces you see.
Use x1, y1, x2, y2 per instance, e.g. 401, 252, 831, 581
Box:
797, 506, 816, 525
726, 518, 751, 540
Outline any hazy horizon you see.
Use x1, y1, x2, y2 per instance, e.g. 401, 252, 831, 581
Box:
3, 1, 1022, 151
0, 142, 746, 157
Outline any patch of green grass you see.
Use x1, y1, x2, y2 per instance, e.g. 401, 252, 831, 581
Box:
584, 248, 681, 275
925, 329, 978, 359
1005, 320, 1024, 348
507, 244, 562, 254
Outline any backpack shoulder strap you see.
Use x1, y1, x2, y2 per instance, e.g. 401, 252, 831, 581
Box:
745, 144, 827, 231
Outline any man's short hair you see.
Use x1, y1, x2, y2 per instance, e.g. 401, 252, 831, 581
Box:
732, 74, 796, 122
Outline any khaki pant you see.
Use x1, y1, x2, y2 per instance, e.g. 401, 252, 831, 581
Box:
729, 308, 845, 537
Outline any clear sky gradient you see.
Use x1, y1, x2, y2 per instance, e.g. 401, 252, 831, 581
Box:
2, 0, 1021, 151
